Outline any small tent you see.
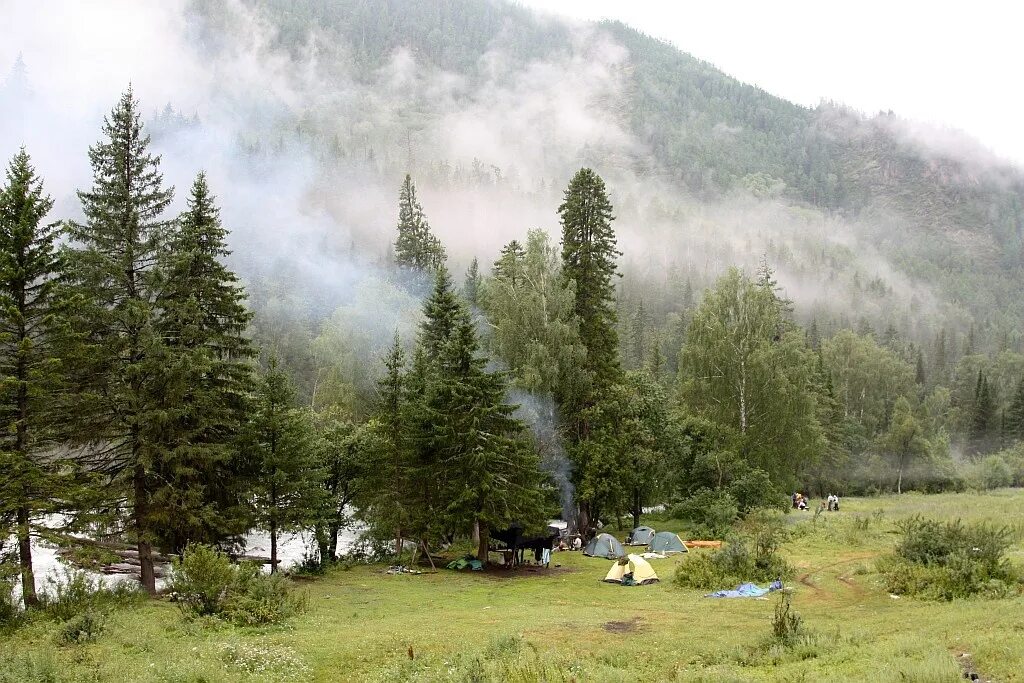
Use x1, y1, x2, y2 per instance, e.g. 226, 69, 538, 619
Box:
648, 531, 687, 554
626, 525, 656, 546
583, 533, 625, 559
603, 554, 659, 585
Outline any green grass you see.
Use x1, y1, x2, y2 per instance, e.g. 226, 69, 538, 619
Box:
4, 490, 1024, 682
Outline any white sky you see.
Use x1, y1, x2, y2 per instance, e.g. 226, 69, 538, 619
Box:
518, 0, 1024, 166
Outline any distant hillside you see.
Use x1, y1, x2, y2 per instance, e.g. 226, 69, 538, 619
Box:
188, 0, 1023, 338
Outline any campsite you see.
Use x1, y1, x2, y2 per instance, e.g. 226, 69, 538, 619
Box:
3, 489, 1024, 681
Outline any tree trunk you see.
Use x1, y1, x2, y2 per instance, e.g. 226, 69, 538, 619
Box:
17, 506, 37, 608
315, 525, 330, 566
739, 360, 748, 434
897, 457, 904, 495
632, 488, 642, 529
471, 519, 480, 548
395, 528, 403, 562
328, 524, 339, 561
134, 464, 156, 595
476, 522, 489, 563
270, 518, 278, 574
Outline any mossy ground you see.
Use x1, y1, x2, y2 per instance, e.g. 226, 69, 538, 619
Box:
4, 490, 1024, 682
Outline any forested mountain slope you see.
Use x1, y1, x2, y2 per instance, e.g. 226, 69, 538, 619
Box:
187, 0, 1023, 341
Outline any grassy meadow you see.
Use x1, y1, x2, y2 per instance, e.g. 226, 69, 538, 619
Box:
5, 490, 1024, 682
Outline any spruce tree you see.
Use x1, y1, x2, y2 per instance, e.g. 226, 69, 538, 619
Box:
426, 307, 544, 562
559, 169, 620, 399
419, 266, 467, 357
247, 358, 323, 573
463, 257, 481, 306
971, 370, 995, 454
394, 174, 445, 273
0, 150, 70, 607
558, 168, 621, 530
149, 173, 256, 553
1007, 378, 1024, 443
66, 88, 173, 594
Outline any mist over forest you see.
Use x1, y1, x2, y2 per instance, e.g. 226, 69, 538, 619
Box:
3, 3, 1024, 675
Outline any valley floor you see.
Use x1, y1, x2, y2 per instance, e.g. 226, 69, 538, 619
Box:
4, 490, 1024, 682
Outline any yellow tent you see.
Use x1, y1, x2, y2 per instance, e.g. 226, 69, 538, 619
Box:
603, 554, 659, 585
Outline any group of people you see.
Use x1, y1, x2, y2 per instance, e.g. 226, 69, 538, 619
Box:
791, 491, 841, 511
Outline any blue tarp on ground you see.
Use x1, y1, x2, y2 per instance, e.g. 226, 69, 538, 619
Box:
705, 581, 782, 598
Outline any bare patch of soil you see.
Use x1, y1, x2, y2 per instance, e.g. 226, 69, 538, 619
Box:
603, 616, 644, 634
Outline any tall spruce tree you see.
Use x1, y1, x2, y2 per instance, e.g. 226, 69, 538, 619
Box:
363, 335, 414, 558
393, 174, 445, 273
559, 168, 621, 398
425, 301, 545, 562
66, 88, 173, 594
0, 150, 70, 607
558, 168, 621, 531
247, 358, 322, 573
149, 173, 256, 553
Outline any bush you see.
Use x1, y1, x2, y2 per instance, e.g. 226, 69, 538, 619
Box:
170, 544, 236, 617
970, 454, 1013, 490
673, 533, 793, 591
879, 516, 1022, 600
56, 608, 105, 645
39, 570, 140, 622
729, 468, 787, 512
670, 488, 739, 538
170, 544, 305, 626
771, 592, 803, 647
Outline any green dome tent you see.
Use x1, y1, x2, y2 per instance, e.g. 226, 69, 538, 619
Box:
626, 525, 656, 546
583, 533, 625, 559
648, 531, 687, 554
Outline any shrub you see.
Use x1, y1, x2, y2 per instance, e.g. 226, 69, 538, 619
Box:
878, 516, 1021, 600
222, 563, 306, 626
39, 570, 140, 622
170, 544, 236, 617
729, 468, 787, 512
771, 592, 803, 647
971, 455, 1013, 490
55, 608, 105, 645
170, 544, 305, 626
673, 533, 793, 590
670, 488, 739, 538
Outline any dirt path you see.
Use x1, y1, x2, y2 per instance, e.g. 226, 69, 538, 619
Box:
796, 552, 877, 594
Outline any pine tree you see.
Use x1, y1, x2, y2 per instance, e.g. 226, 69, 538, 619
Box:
559, 167, 621, 406
394, 174, 445, 273
363, 334, 415, 559
426, 309, 544, 562
1007, 378, 1024, 443
0, 149, 71, 608
915, 349, 926, 387
149, 173, 256, 553
492, 240, 526, 288
558, 168, 621, 530
971, 370, 995, 454
463, 257, 481, 306
419, 266, 468, 357
66, 88, 174, 594
247, 358, 323, 573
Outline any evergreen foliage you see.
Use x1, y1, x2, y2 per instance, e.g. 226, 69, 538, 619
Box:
149, 173, 256, 554
246, 358, 323, 573
0, 149, 72, 608
65, 87, 175, 594
394, 174, 445, 273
